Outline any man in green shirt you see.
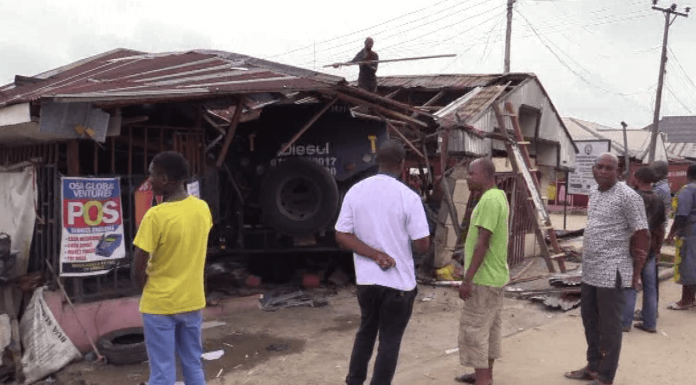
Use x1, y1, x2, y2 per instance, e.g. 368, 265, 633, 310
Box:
455, 158, 510, 385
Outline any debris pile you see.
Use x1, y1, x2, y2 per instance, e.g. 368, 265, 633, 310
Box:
507, 270, 582, 312
259, 290, 330, 312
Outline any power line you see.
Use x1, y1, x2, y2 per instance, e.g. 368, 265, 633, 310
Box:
300, 5, 502, 68
665, 81, 695, 114
315, 2, 496, 64
515, 8, 653, 113
669, 47, 696, 92
288, 0, 482, 63
266, 0, 461, 59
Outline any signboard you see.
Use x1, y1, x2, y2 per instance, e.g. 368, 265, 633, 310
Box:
60, 177, 126, 276
567, 140, 611, 195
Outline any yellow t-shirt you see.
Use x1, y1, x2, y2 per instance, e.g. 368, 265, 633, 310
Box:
133, 196, 213, 315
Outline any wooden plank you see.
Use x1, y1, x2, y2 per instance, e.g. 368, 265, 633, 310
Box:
331, 91, 429, 128
382, 118, 425, 159
67, 141, 80, 176
325, 54, 456, 68
440, 175, 462, 244
336, 86, 435, 120
384, 88, 402, 99
277, 97, 338, 156
215, 98, 244, 168
492, 104, 556, 273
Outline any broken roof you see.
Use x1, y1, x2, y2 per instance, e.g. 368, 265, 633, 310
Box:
0, 48, 346, 107
375, 73, 532, 91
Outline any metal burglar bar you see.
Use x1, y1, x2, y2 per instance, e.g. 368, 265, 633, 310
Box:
495, 173, 533, 268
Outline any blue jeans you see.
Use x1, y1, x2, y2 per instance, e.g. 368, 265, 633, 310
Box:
142, 311, 206, 385
622, 256, 658, 329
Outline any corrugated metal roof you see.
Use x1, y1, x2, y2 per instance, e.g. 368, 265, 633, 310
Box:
666, 142, 696, 159
375, 73, 532, 90
0, 49, 346, 107
434, 85, 506, 128
563, 117, 666, 161
659, 116, 696, 143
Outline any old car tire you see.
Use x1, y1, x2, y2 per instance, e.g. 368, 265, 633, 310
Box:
262, 157, 340, 236
97, 327, 148, 366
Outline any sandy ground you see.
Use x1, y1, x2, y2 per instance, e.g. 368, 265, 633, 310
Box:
49, 280, 696, 385
46, 212, 693, 385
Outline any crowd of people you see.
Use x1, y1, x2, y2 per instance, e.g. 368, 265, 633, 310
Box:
129, 142, 696, 385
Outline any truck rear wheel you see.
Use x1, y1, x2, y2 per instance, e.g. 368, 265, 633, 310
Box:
261, 157, 340, 236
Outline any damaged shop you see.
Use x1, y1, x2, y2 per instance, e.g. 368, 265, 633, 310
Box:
0, 48, 581, 382
0, 49, 440, 382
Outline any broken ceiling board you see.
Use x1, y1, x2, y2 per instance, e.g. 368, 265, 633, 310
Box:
39, 102, 110, 142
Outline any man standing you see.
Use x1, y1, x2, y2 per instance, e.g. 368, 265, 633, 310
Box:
352, 37, 379, 92
565, 153, 650, 385
133, 151, 213, 385
455, 158, 509, 385
651, 160, 672, 218
335, 140, 430, 385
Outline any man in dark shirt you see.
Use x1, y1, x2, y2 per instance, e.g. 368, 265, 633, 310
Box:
352, 37, 379, 92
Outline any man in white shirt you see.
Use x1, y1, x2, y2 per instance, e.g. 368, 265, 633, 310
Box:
335, 140, 431, 385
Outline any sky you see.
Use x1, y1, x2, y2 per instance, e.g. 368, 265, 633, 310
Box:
2, 0, 696, 129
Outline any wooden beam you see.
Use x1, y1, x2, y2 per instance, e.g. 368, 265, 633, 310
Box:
422, 90, 446, 108
331, 91, 429, 128
384, 88, 402, 99
202, 113, 228, 134
277, 97, 338, 156
325, 54, 456, 68
215, 98, 244, 168
336, 86, 435, 119
67, 141, 80, 176
381, 117, 425, 159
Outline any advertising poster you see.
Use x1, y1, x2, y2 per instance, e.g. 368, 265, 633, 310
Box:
567, 140, 612, 195
60, 177, 126, 276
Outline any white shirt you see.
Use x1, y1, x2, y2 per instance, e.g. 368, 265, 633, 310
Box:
335, 174, 430, 291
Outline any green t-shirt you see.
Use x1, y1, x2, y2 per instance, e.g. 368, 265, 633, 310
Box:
464, 188, 510, 287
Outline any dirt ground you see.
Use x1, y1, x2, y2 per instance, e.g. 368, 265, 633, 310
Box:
50, 280, 696, 385
46, 212, 694, 385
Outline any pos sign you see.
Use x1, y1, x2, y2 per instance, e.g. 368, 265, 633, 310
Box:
60, 177, 126, 277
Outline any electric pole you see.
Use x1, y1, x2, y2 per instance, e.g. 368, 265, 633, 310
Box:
647, 1, 690, 163
504, 0, 515, 73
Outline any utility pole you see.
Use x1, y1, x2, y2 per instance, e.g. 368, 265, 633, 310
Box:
504, 0, 515, 73
647, 1, 690, 163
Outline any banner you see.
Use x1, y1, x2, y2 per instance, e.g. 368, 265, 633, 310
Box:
567, 140, 612, 195
60, 177, 126, 276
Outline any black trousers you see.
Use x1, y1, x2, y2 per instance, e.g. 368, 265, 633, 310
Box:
581, 278, 626, 384
346, 285, 417, 385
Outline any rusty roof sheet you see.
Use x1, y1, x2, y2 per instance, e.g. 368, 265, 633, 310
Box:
375, 73, 532, 91
0, 49, 346, 107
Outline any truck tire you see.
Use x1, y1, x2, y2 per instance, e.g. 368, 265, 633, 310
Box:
97, 327, 148, 366
262, 157, 340, 236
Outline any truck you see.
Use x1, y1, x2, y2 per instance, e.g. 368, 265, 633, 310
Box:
216, 102, 390, 254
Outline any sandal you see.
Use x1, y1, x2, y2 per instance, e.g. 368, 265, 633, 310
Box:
564, 366, 597, 381
454, 373, 476, 383
667, 302, 694, 310
634, 323, 657, 333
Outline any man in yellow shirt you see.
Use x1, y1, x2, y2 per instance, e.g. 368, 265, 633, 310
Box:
133, 151, 212, 385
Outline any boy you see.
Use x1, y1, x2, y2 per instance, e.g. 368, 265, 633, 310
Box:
133, 151, 212, 385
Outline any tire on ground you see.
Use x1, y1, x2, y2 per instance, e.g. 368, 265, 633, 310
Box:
97, 327, 148, 366
261, 157, 340, 236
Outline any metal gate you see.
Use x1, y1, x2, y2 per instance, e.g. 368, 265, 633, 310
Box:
495, 173, 534, 268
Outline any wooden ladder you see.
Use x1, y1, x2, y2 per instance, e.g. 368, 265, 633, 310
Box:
492, 102, 567, 273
